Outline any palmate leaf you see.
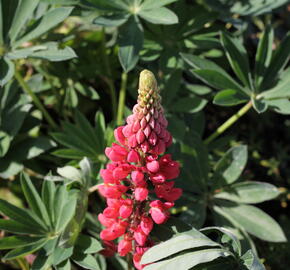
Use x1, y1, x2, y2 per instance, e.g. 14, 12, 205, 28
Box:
0, 57, 15, 87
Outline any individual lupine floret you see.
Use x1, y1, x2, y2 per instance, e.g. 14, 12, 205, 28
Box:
98, 70, 182, 269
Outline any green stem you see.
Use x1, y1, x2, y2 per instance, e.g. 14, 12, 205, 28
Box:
116, 72, 128, 126
204, 101, 252, 145
101, 28, 117, 121
16, 258, 29, 270
14, 69, 58, 130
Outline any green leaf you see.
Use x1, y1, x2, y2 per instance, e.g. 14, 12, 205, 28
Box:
52, 148, 87, 160
171, 96, 207, 113
31, 252, 53, 270
0, 219, 45, 235
1, 0, 18, 43
266, 98, 290, 115
75, 110, 101, 153
259, 67, 290, 99
29, 44, 77, 61
201, 226, 241, 256
251, 98, 268, 114
216, 204, 287, 242
8, 0, 39, 43
192, 69, 248, 96
20, 173, 51, 228
0, 1, 3, 45
73, 253, 101, 270
0, 199, 47, 231
213, 145, 248, 185
118, 17, 143, 72
3, 238, 48, 260
141, 228, 219, 265
181, 132, 209, 191
180, 53, 227, 75
42, 180, 56, 225
140, 0, 177, 10
56, 259, 71, 270
139, 7, 178, 25
0, 236, 43, 250
52, 246, 74, 265
214, 181, 280, 204
14, 7, 73, 48
75, 234, 103, 254
57, 166, 82, 183
143, 249, 229, 270
74, 83, 99, 100
0, 57, 15, 87
241, 250, 265, 270
261, 32, 290, 89
185, 84, 212, 95
255, 25, 273, 89
220, 32, 252, 89
213, 89, 248, 106
93, 13, 129, 27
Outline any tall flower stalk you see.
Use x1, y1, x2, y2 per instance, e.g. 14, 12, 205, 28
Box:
98, 70, 182, 269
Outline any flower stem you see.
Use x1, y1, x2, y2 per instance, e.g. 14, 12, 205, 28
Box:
116, 72, 128, 126
14, 69, 58, 130
100, 28, 117, 121
204, 101, 252, 145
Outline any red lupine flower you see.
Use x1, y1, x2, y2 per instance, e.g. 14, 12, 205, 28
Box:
98, 70, 182, 268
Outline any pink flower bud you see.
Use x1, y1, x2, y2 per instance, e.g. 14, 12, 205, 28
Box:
134, 227, 148, 246
118, 239, 132, 256
103, 207, 119, 218
135, 187, 149, 201
114, 126, 126, 145
140, 216, 153, 235
127, 149, 140, 163
146, 160, 159, 173
131, 171, 146, 187
136, 129, 145, 144
98, 213, 116, 227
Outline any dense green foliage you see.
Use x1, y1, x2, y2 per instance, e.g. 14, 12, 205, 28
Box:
0, 0, 290, 269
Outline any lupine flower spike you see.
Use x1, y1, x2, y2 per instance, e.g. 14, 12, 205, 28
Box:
98, 70, 182, 269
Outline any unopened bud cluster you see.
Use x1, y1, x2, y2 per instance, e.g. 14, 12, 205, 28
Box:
98, 70, 182, 269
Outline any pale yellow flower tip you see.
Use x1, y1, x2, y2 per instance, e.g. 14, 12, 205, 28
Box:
139, 69, 158, 92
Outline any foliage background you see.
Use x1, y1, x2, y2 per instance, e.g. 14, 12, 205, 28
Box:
0, 0, 290, 269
